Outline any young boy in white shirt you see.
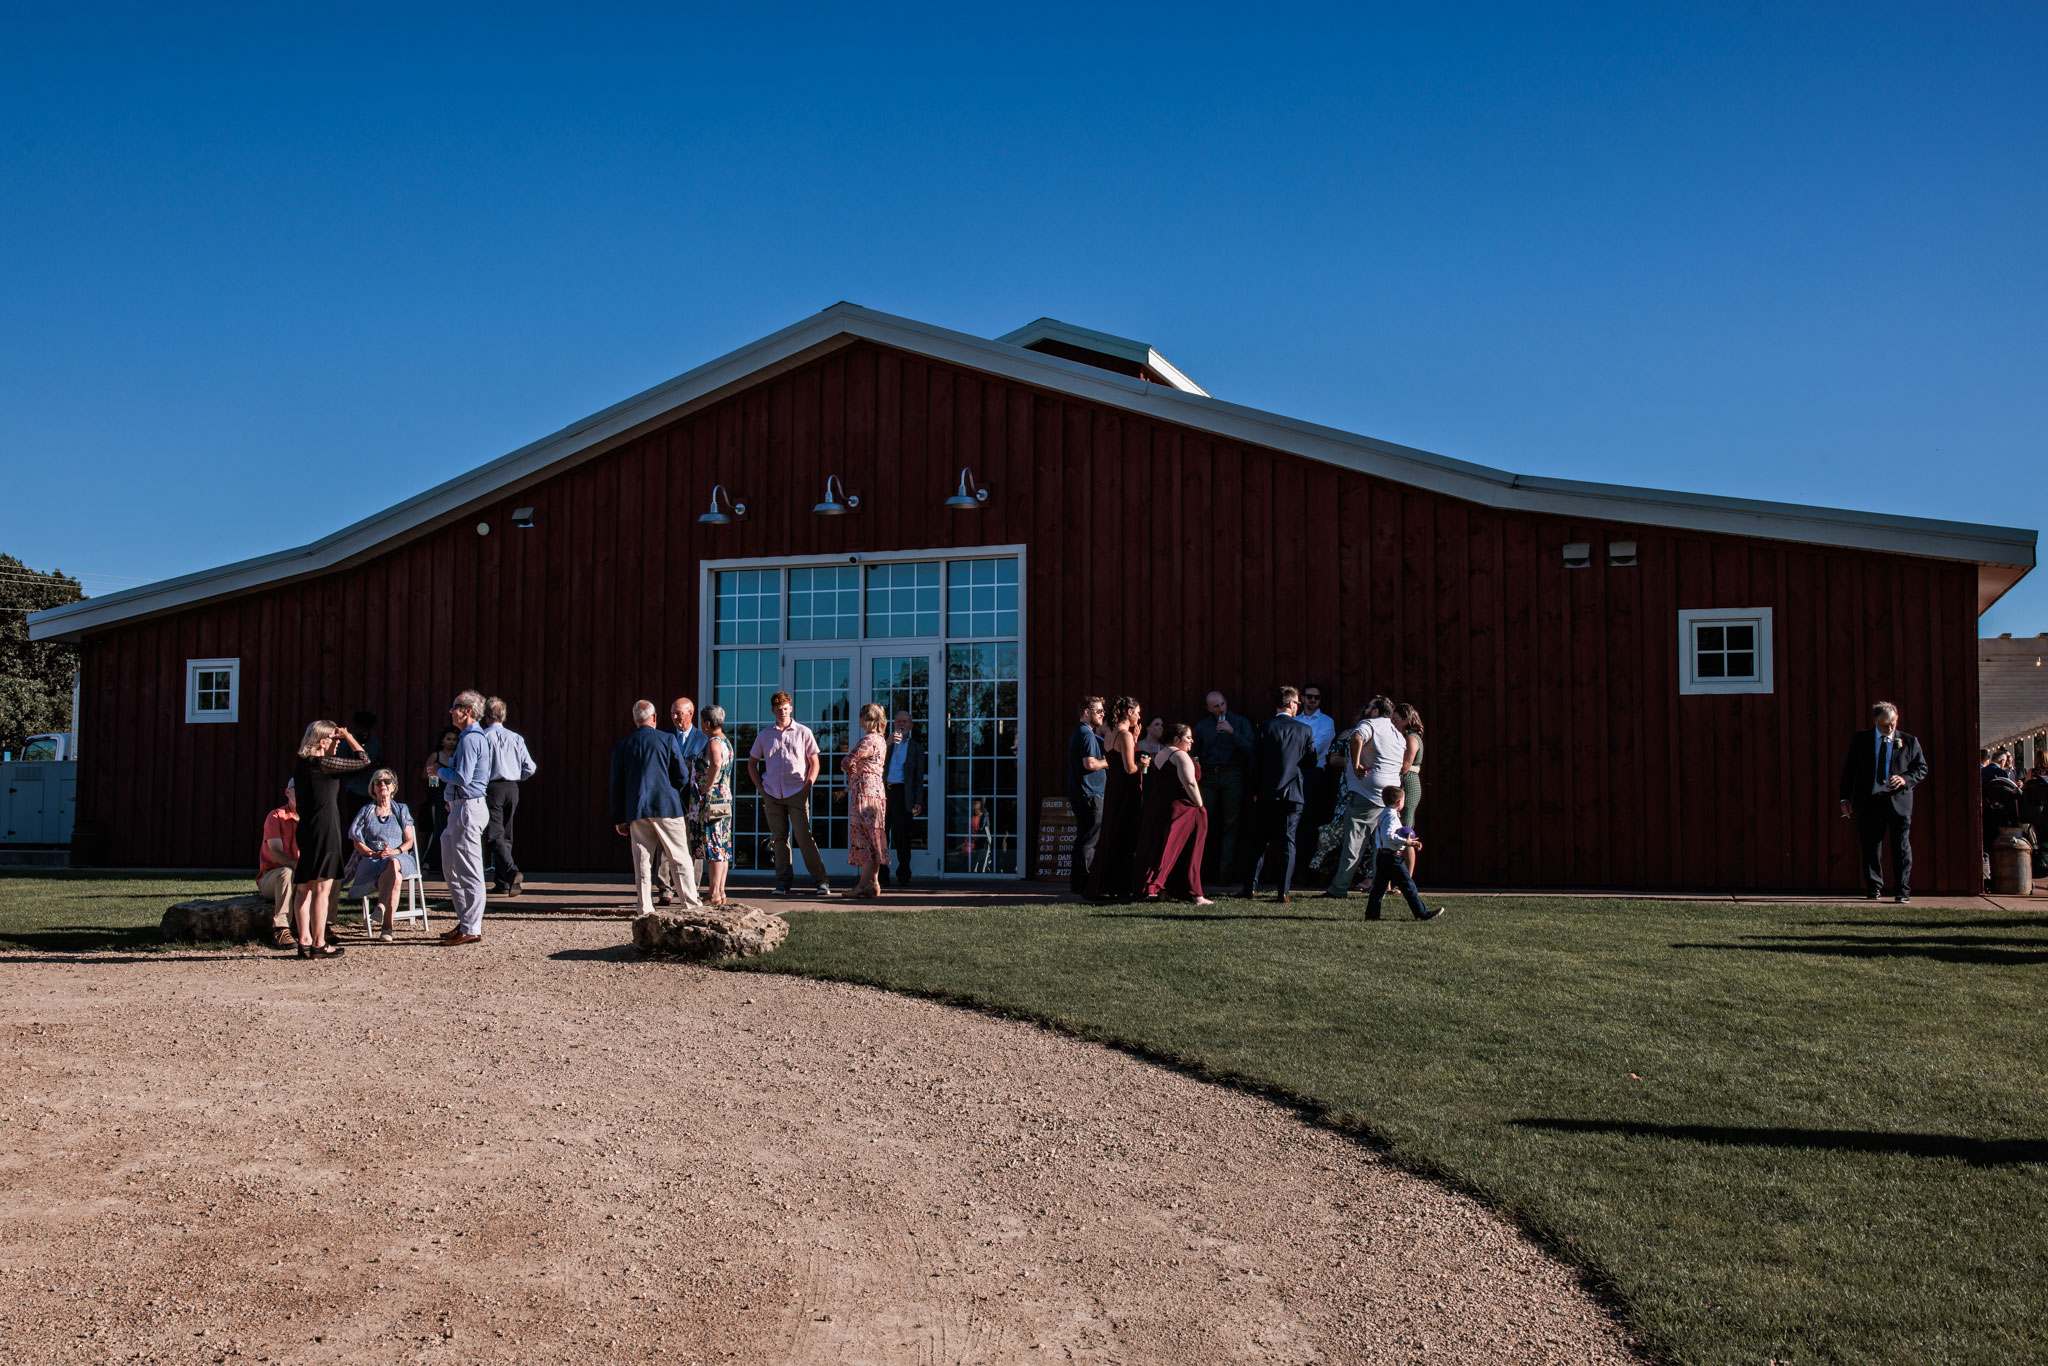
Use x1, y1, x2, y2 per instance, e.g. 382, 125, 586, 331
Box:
1365, 785, 1445, 922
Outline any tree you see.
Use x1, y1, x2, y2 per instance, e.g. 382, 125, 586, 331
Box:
0, 555, 85, 757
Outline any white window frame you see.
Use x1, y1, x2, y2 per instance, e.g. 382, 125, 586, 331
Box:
185, 657, 240, 723
698, 544, 1028, 880
1677, 608, 1773, 696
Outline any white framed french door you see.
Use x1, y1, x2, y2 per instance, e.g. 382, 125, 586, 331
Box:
783, 645, 942, 878
702, 546, 1026, 881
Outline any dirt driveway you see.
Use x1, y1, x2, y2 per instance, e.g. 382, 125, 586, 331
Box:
0, 911, 1640, 1363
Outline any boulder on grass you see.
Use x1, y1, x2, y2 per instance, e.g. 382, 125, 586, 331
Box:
162, 894, 276, 943
631, 903, 788, 961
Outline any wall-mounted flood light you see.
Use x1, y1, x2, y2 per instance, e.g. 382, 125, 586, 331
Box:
698, 484, 747, 525
813, 474, 861, 516
946, 467, 991, 510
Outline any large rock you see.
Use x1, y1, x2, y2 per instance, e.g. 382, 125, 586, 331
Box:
162, 894, 276, 943
631, 903, 788, 961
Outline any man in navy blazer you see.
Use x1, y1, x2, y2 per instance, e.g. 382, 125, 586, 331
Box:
611, 699, 701, 914
1838, 699, 1928, 902
1242, 686, 1316, 902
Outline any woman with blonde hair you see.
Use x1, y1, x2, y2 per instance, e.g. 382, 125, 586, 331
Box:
291, 718, 370, 958
843, 701, 891, 898
347, 769, 418, 942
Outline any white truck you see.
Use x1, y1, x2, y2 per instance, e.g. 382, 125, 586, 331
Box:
18, 732, 74, 762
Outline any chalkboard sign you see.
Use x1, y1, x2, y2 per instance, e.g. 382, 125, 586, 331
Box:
1033, 797, 1076, 882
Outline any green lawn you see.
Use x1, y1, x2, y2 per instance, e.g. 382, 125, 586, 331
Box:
730, 894, 2048, 1366
6, 874, 2041, 1362
0, 870, 247, 951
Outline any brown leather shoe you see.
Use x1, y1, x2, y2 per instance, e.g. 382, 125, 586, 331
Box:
441, 932, 482, 946
438, 928, 467, 943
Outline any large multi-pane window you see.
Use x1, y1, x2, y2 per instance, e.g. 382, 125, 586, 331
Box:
713, 647, 778, 869
715, 570, 779, 645
865, 561, 941, 638
947, 558, 1018, 638
944, 642, 1018, 874
787, 566, 860, 641
708, 553, 1022, 875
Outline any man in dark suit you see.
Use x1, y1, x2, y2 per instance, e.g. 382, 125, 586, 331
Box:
611, 699, 699, 915
1242, 686, 1316, 902
882, 708, 925, 888
1838, 700, 1928, 903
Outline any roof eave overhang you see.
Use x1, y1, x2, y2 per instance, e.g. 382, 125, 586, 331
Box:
29, 302, 2036, 643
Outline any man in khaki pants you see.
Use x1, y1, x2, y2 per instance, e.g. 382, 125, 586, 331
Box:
257, 780, 299, 949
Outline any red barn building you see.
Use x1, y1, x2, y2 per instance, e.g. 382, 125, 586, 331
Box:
29, 305, 2035, 893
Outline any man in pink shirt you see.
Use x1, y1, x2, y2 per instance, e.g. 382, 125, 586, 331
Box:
747, 690, 833, 896
257, 780, 299, 949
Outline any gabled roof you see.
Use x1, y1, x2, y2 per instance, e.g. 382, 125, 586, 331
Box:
29, 302, 2036, 643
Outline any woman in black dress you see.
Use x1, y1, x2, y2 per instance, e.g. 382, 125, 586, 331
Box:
291, 718, 371, 958
1087, 696, 1146, 901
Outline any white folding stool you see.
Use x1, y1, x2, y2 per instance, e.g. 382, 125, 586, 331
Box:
360, 874, 432, 934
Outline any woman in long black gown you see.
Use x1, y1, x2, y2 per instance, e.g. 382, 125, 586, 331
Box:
1087, 696, 1145, 901
291, 718, 371, 958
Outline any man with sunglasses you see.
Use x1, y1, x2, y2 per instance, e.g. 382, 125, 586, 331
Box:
1298, 685, 1339, 834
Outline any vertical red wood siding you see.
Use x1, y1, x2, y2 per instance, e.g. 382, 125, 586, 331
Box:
71, 341, 1986, 891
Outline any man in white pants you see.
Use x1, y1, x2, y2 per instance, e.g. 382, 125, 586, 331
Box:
438, 690, 493, 945
610, 699, 702, 914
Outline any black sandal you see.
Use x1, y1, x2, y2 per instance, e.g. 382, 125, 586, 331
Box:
313, 943, 345, 958
296, 943, 312, 959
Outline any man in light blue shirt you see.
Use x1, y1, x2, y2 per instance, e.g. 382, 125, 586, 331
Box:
438, 690, 492, 944
482, 697, 538, 898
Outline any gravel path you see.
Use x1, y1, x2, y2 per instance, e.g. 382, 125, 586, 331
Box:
0, 912, 1642, 1364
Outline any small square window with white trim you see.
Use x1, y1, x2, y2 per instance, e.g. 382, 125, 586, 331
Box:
1677, 610, 1772, 696
185, 657, 240, 723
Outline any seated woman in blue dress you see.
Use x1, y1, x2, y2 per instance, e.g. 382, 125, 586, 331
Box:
347, 768, 420, 942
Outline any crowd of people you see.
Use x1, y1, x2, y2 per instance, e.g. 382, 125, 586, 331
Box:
259, 679, 1450, 948
256, 693, 539, 955
608, 689, 926, 910
1067, 686, 1444, 920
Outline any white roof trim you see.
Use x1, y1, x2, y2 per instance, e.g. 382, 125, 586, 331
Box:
995, 317, 1209, 395
30, 302, 2035, 642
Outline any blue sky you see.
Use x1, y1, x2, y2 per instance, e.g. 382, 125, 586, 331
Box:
5, 5, 2044, 630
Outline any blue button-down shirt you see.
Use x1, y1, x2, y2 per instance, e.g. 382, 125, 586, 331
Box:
440, 723, 492, 800
484, 724, 537, 782
1874, 730, 1894, 794
669, 725, 709, 771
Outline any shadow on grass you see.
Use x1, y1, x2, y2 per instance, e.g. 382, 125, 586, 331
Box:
1809, 917, 2048, 932
1094, 910, 1344, 924
0, 926, 172, 953
1511, 1118, 2048, 1166
1676, 937, 2048, 966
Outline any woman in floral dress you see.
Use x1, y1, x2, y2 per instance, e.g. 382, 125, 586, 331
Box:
843, 702, 890, 898
695, 706, 737, 905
